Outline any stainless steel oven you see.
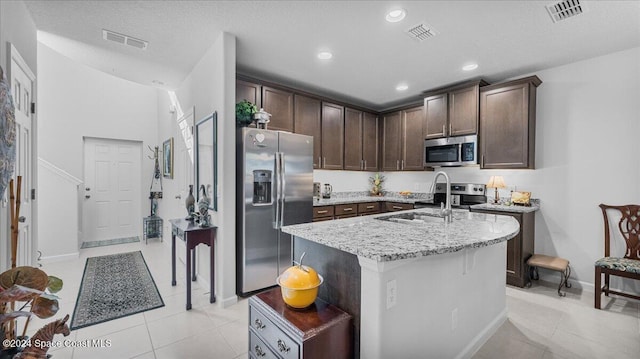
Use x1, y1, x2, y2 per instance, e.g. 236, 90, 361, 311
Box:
424, 135, 477, 167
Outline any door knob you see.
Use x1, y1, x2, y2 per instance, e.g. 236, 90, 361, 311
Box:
85, 195, 91, 199
18, 216, 26, 223
175, 195, 182, 199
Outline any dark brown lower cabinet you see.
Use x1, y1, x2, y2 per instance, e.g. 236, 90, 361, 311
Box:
384, 202, 414, 212
249, 287, 352, 359
470, 209, 535, 287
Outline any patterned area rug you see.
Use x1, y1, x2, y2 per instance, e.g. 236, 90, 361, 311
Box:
70, 251, 164, 330
80, 236, 140, 249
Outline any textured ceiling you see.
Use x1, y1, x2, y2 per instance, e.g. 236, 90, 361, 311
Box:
25, 1, 640, 111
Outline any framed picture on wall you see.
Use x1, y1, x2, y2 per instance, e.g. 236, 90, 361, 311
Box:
163, 137, 174, 179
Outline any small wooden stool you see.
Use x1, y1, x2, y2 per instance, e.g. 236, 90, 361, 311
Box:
527, 254, 572, 296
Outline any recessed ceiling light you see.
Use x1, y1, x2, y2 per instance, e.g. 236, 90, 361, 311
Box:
396, 84, 409, 91
462, 63, 479, 71
386, 9, 407, 23
317, 51, 333, 60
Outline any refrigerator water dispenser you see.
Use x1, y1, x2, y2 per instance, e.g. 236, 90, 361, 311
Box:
252, 170, 272, 205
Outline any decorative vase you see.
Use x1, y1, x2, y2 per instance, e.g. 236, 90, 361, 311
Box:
197, 185, 211, 227
198, 185, 210, 216
185, 185, 195, 220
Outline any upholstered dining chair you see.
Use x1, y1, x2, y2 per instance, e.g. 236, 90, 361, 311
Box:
595, 204, 640, 309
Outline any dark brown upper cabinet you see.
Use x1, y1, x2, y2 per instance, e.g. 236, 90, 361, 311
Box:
362, 112, 379, 171
382, 106, 425, 171
262, 86, 294, 132
424, 93, 448, 139
479, 76, 541, 169
294, 94, 322, 169
402, 106, 425, 170
382, 111, 402, 171
321, 102, 345, 170
236, 79, 262, 107
344, 109, 379, 171
424, 80, 487, 139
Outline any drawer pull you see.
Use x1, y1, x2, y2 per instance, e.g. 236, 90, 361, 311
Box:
254, 345, 266, 357
366, 205, 374, 209
343, 208, 353, 211
253, 318, 266, 330
317, 210, 328, 214
392, 206, 403, 210
277, 339, 290, 353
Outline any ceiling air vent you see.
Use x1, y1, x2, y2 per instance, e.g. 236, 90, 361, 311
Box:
405, 22, 437, 42
546, 0, 587, 23
102, 29, 148, 50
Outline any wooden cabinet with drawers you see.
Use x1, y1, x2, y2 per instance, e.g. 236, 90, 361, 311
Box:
249, 287, 352, 359
313, 206, 334, 222
384, 202, 414, 212
334, 203, 358, 219
357, 202, 380, 215
470, 208, 535, 287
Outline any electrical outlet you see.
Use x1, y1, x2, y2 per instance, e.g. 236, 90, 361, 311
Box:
452, 308, 458, 331
386, 279, 397, 309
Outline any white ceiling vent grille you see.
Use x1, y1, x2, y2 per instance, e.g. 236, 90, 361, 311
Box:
102, 29, 148, 50
405, 22, 437, 42
546, 0, 587, 23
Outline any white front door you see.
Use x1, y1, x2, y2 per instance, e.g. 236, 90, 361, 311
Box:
8, 44, 36, 266
82, 138, 141, 242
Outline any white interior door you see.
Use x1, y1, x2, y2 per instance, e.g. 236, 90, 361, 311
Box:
83, 138, 141, 242
8, 44, 36, 266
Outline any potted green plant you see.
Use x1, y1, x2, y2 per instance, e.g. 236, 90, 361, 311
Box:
236, 100, 257, 127
0, 266, 65, 359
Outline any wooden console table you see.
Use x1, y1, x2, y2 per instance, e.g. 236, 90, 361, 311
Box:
170, 218, 217, 310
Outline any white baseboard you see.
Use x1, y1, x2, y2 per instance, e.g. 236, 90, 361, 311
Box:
193, 273, 238, 308
39, 252, 79, 264
535, 272, 595, 293
456, 308, 508, 359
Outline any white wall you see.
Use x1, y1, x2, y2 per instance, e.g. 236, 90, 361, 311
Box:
156, 32, 237, 307
318, 46, 640, 290
37, 42, 158, 260
0, 0, 37, 270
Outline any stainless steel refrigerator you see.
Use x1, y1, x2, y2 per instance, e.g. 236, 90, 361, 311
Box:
236, 128, 313, 296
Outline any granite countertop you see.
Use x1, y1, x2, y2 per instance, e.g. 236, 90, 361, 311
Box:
313, 195, 421, 206
470, 203, 540, 213
282, 208, 519, 262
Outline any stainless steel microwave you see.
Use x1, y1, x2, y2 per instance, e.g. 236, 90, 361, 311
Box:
424, 135, 478, 167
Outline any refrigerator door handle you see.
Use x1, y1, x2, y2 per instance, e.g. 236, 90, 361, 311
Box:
280, 153, 286, 227
274, 152, 282, 229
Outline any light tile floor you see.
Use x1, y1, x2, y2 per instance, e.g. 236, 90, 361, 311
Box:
25, 241, 640, 359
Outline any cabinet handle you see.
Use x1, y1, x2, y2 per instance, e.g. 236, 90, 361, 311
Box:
253, 318, 266, 330
277, 339, 290, 353
449, 123, 452, 136
366, 205, 374, 209
323, 157, 326, 168
442, 124, 445, 136
343, 208, 353, 212
317, 210, 328, 214
393, 206, 403, 210
318, 157, 321, 167
401, 159, 404, 170
364, 160, 367, 169
254, 345, 266, 357
396, 160, 400, 170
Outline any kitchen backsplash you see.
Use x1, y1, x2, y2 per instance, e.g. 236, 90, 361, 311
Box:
314, 168, 542, 202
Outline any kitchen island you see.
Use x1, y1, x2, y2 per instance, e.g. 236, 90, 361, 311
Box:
282, 208, 519, 359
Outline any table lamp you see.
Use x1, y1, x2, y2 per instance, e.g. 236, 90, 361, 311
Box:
486, 176, 506, 204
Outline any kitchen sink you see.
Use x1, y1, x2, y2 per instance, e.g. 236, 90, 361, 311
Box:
375, 211, 446, 225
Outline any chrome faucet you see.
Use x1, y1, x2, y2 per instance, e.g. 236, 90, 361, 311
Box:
430, 171, 452, 223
